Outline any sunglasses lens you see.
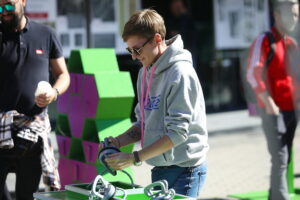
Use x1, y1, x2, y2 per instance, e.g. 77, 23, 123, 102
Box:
0, 7, 3, 13
133, 49, 140, 55
5, 4, 15, 12
126, 48, 133, 55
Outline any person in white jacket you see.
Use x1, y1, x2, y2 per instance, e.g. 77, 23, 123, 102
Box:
99, 9, 208, 198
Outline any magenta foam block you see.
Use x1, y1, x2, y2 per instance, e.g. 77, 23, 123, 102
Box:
80, 163, 98, 183
68, 96, 85, 138
82, 75, 99, 118
58, 158, 73, 189
82, 141, 99, 163
56, 135, 71, 157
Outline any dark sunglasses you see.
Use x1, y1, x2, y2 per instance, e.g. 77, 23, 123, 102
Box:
0, 4, 15, 14
126, 37, 153, 56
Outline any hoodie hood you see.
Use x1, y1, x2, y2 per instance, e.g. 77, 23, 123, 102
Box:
153, 34, 193, 74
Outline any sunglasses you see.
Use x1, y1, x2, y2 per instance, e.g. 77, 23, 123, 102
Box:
126, 37, 153, 56
0, 4, 15, 14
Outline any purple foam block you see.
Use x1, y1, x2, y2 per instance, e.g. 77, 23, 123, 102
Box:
57, 73, 83, 114
57, 91, 71, 113
71, 73, 85, 94
81, 163, 98, 183
82, 75, 99, 118
82, 141, 99, 163
56, 135, 71, 157
68, 96, 85, 138
70, 160, 86, 182
58, 158, 73, 189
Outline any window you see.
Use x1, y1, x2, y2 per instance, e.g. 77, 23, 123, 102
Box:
92, 0, 115, 22
60, 34, 70, 47
75, 33, 83, 46
92, 34, 115, 48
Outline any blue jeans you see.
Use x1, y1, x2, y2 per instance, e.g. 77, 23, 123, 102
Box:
151, 162, 207, 198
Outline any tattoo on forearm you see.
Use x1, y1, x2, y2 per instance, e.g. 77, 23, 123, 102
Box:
126, 128, 141, 140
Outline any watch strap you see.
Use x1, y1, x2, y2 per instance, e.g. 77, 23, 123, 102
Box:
133, 151, 141, 165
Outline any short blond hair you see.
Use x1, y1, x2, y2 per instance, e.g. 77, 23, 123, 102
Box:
122, 9, 166, 41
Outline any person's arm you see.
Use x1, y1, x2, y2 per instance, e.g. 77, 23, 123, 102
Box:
116, 125, 141, 147
247, 34, 279, 115
258, 92, 279, 115
137, 135, 174, 162
99, 124, 141, 150
35, 57, 70, 107
105, 135, 174, 170
50, 57, 70, 96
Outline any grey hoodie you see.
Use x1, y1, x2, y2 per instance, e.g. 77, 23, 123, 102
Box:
134, 35, 209, 167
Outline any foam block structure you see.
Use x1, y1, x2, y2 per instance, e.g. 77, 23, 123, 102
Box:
56, 49, 136, 189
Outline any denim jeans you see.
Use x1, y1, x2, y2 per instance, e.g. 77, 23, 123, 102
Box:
151, 162, 207, 198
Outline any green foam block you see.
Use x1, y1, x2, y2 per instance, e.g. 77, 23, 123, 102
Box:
82, 118, 132, 142
68, 138, 85, 162
68, 49, 119, 74
94, 72, 135, 119
56, 114, 71, 137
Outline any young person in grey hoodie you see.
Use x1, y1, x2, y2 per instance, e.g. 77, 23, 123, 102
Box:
100, 9, 208, 198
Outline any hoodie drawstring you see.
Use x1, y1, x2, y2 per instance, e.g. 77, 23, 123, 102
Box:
140, 66, 156, 147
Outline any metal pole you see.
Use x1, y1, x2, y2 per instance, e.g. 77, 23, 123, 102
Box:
85, 0, 92, 48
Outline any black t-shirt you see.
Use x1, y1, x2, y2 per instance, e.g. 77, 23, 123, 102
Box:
0, 18, 63, 116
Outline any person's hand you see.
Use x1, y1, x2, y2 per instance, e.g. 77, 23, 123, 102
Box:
265, 101, 280, 115
105, 152, 134, 170
98, 136, 120, 151
258, 92, 279, 116
35, 88, 57, 107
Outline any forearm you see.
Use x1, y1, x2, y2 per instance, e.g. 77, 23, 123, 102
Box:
52, 73, 70, 95
50, 57, 70, 96
258, 92, 276, 108
116, 125, 141, 147
138, 135, 174, 162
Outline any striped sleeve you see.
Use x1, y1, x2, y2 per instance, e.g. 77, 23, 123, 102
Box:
246, 33, 269, 93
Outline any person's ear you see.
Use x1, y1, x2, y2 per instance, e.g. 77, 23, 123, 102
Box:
154, 33, 163, 44
22, 0, 26, 7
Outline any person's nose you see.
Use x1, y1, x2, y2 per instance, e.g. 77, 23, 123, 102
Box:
131, 53, 138, 60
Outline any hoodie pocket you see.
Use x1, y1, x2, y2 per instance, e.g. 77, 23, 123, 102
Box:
162, 147, 174, 162
144, 130, 174, 164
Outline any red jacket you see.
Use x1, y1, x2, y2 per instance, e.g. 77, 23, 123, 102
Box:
246, 27, 298, 111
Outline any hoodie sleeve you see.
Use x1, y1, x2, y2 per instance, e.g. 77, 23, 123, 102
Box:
164, 63, 199, 146
133, 102, 141, 128
133, 68, 143, 128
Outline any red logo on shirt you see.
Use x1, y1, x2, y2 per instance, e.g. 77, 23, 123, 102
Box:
36, 50, 44, 55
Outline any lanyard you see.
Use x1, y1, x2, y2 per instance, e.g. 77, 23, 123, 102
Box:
140, 66, 156, 147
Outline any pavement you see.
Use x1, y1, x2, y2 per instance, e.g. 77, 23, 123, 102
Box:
5, 110, 300, 199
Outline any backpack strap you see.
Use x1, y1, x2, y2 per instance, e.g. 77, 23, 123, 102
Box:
265, 31, 276, 67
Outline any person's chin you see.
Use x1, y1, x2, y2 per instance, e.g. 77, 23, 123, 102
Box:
141, 60, 148, 67
142, 63, 150, 67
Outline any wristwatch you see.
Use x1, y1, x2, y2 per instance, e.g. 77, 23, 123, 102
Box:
133, 151, 142, 166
